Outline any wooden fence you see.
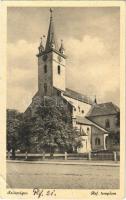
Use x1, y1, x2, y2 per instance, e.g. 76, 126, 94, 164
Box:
91, 151, 120, 161
7, 151, 120, 161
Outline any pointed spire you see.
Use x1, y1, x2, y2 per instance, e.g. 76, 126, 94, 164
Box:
94, 95, 97, 105
45, 8, 59, 52
59, 39, 65, 54
50, 8, 53, 18
38, 37, 44, 54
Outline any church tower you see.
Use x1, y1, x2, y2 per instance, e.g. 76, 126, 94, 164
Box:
37, 9, 66, 98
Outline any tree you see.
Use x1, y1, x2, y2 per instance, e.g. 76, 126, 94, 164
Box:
115, 112, 120, 127
7, 109, 22, 159
24, 97, 82, 157
107, 112, 120, 149
18, 117, 33, 153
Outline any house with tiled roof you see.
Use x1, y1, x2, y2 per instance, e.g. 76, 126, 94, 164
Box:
86, 102, 119, 117
75, 116, 109, 152
86, 102, 120, 133
24, 9, 120, 153
86, 102, 120, 150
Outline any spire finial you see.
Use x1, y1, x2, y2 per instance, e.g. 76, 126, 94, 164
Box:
94, 95, 97, 105
50, 8, 53, 18
38, 36, 44, 54
59, 39, 65, 54
40, 37, 43, 44
61, 39, 63, 46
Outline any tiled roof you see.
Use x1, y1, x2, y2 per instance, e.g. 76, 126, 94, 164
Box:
76, 116, 95, 126
63, 88, 93, 105
86, 102, 120, 117
76, 116, 108, 133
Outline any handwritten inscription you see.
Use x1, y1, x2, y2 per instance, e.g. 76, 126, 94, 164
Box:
33, 188, 56, 198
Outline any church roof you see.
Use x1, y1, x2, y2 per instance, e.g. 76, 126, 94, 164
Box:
86, 102, 120, 117
63, 88, 93, 105
45, 8, 59, 52
76, 116, 95, 126
76, 116, 109, 133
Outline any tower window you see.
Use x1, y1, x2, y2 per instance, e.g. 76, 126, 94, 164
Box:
82, 110, 84, 114
74, 107, 76, 111
87, 127, 89, 132
58, 65, 61, 74
95, 137, 100, 145
44, 65, 47, 73
57, 90, 60, 96
44, 83, 47, 95
72, 118, 76, 124
105, 119, 110, 128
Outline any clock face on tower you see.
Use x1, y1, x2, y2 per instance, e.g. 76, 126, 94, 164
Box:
43, 54, 48, 61
57, 55, 62, 63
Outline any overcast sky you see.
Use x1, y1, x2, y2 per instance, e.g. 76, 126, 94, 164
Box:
7, 7, 120, 112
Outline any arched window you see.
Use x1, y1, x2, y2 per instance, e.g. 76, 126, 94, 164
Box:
58, 65, 60, 74
44, 65, 47, 73
105, 119, 110, 128
44, 83, 47, 95
95, 137, 100, 145
74, 107, 76, 111
87, 127, 89, 132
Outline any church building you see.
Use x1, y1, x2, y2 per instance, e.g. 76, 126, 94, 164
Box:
24, 9, 120, 153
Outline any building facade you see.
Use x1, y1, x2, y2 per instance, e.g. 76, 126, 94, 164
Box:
86, 102, 120, 150
24, 9, 119, 153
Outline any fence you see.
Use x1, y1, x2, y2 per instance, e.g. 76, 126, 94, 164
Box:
91, 151, 120, 161
7, 151, 120, 161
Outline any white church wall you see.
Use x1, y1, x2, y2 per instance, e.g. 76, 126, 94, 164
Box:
62, 95, 91, 117
52, 53, 66, 91
75, 123, 92, 153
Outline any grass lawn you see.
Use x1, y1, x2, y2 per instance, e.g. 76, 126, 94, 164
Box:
7, 162, 119, 189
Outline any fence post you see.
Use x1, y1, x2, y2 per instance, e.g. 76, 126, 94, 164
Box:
42, 151, 45, 160
113, 151, 117, 161
7, 151, 10, 160
25, 151, 28, 160
65, 152, 67, 160
88, 151, 91, 160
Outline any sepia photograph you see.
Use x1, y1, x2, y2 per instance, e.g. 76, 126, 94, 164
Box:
0, 1, 125, 199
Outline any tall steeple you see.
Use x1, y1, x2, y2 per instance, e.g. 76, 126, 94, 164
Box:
45, 8, 59, 52
37, 8, 66, 97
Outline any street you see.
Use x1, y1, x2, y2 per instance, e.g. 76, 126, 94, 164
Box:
7, 162, 119, 189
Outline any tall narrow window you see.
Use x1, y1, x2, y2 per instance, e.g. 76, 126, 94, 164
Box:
44, 83, 47, 95
57, 90, 60, 96
87, 127, 89, 132
58, 65, 60, 74
44, 65, 47, 73
95, 137, 100, 145
105, 119, 110, 128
